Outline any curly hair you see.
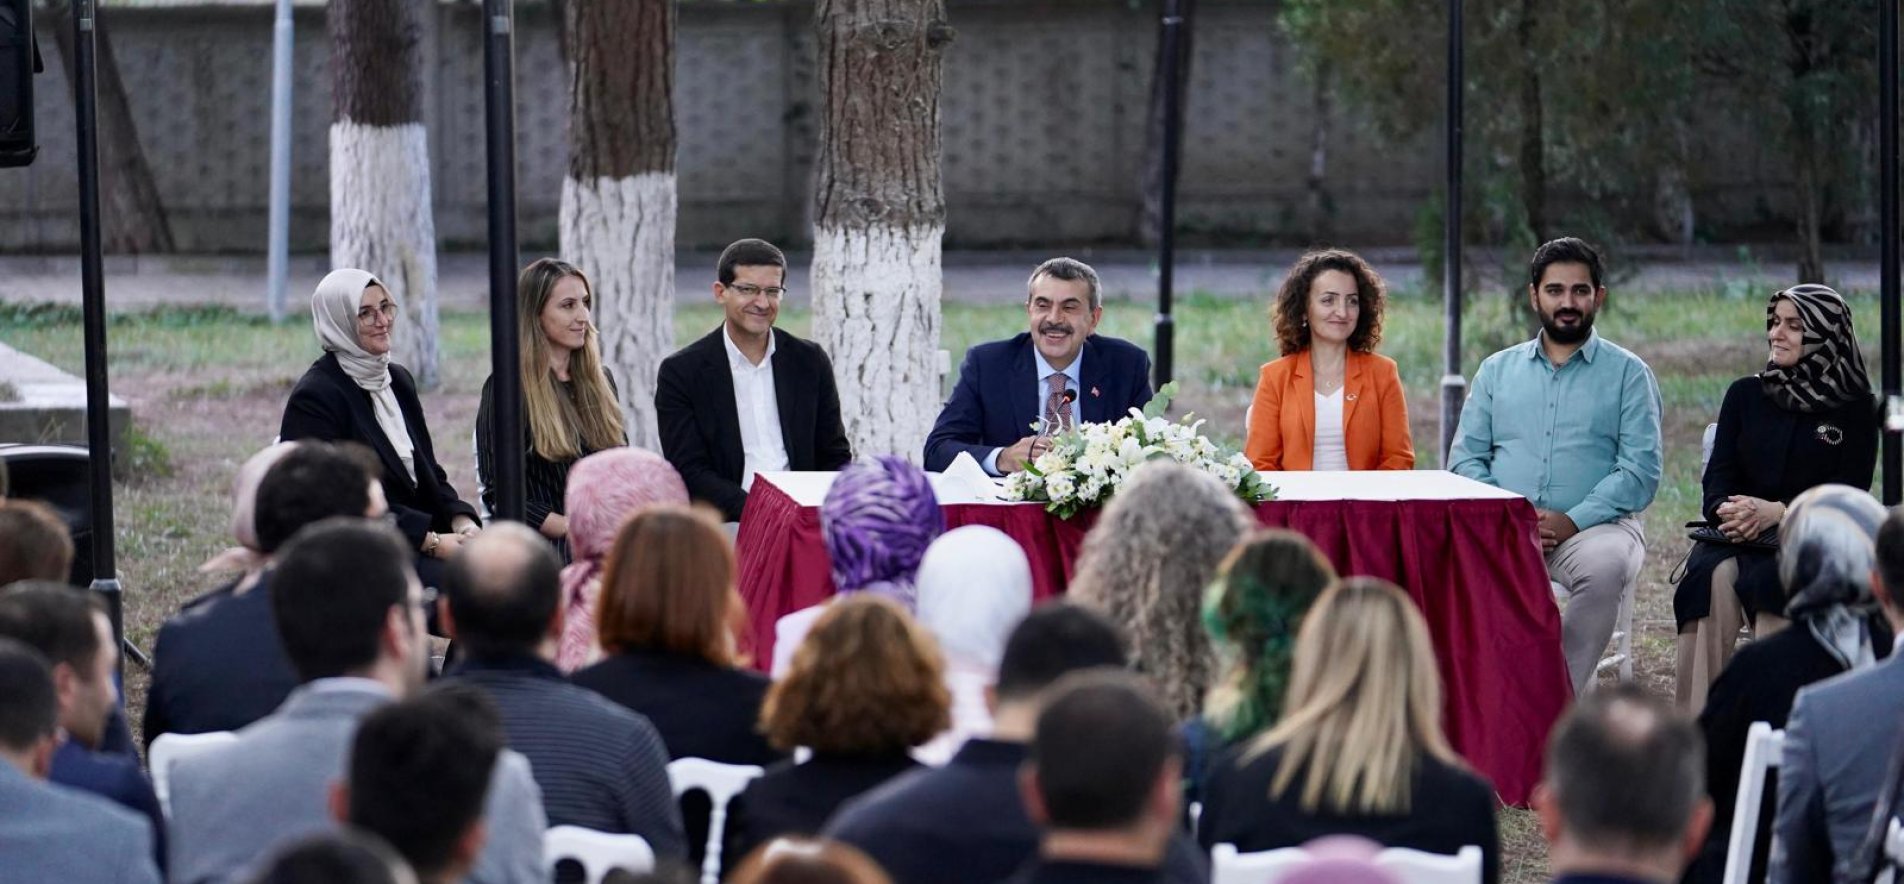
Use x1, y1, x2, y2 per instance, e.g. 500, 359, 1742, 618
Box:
1272, 248, 1388, 356
1201, 530, 1337, 743
1068, 462, 1255, 720
761, 595, 950, 754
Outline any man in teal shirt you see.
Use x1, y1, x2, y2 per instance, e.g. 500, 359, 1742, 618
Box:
1450, 237, 1663, 694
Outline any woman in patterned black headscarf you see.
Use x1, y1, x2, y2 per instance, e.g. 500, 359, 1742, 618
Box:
1674, 284, 1877, 712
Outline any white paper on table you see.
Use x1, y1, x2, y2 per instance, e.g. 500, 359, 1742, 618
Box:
930, 451, 1005, 503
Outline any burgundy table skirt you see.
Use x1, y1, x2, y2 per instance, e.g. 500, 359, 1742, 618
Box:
735, 474, 1571, 805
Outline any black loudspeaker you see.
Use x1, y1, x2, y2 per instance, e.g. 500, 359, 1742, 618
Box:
0, 444, 95, 587
0, 0, 39, 168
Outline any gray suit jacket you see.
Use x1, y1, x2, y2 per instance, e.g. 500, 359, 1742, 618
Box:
167, 679, 548, 884
1770, 650, 1904, 883
0, 759, 159, 884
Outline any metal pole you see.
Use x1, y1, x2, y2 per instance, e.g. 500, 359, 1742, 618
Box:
1439, 0, 1467, 467
72, 0, 124, 677
1153, 0, 1183, 390
264, 0, 293, 324
483, 0, 523, 521
1883, 0, 1900, 504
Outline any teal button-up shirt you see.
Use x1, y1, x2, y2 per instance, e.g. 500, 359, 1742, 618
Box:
1449, 331, 1663, 531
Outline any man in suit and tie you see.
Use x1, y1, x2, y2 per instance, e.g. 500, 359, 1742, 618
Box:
1770, 507, 1904, 883
657, 238, 854, 523
166, 518, 547, 884
0, 637, 159, 884
924, 258, 1154, 474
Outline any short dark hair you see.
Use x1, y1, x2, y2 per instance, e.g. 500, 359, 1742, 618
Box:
1029, 670, 1176, 830
0, 637, 57, 752
994, 603, 1126, 703
1877, 508, 1904, 604
0, 500, 75, 586
1529, 237, 1605, 290
347, 683, 501, 878
271, 518, 414, 682
1027, 257, 1102, 311
717, 238, 788, 286
249, 830, 413, 884
0, 581, 105, 678
442, 524, 562, 660
255, 443, 378, 554
1545, 683, 1704, 852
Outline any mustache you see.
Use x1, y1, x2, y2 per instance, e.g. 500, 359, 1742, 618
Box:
1039, 323, 1074, 335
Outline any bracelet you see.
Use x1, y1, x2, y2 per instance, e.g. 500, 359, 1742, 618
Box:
422, 532, 440, 556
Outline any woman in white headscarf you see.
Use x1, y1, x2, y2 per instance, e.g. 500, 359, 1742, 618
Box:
280, 270, 480, 583
912, 525, 1034, 764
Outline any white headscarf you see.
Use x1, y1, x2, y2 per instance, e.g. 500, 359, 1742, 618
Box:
917, 526, 1035, 671
311, 269, 415, 482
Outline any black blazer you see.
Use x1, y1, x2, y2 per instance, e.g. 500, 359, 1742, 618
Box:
142, 574, 299, 748
923, 332, 1155, 472
280, 352, 479, 547
727, 753, 920, 867
571, 648, 785, 767
655, 327, 854, 522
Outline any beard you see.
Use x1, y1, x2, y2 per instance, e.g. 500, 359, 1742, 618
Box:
1540, 308, 1595, 344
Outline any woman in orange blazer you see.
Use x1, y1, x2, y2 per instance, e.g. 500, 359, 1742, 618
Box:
1245, 249, 1414, 471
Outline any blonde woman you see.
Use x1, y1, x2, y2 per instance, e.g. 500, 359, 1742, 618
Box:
1197, 578, 1500, 884
476, 258, 627, 559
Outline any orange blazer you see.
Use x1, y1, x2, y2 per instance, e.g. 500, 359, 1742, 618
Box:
1244, 350, 1414, 471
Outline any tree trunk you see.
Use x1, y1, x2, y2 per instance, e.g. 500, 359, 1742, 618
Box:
812, 0, 952, 460
329, 0, 438, 387
48, 0, 174, 253
1138, 0, 1195, 247
1794, 124, 1827, 283
559, 0, 675, 450
1515, 0, 1547, 245
1304, 59, 1332, 240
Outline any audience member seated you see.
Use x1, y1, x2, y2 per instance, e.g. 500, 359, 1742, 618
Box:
1767, 502, 1904, 882
0, 637, 160, 884
1449, 237, 1663, 694
334, 684, 500, 884
1187, 530, 1336, 798
1538, 685, 1712, 884
1676, 284, 1877, 711
732, 596, 950, 862
477, 258, 628, 561
442, 523, 685, 860
197, 442, 299, 596
1245, 248, 1414, 472
1689, 484, 1890, 884
145, 442, 383, 746
0, 582, 162, 870
248, 831, 418, 884
0, 498, 75, 586
827, 603, 1209, 884
1069, 460, 1254, 720
1008, 670, 1183, 884
912, 525, 1033, 764
167, 518, 546, 884
1198, 578, 1501, 884
923, 256, 1154, 474
729, 838, 893, 884
279, 269, 482, 587
554, 447, 689, 671
771, 456, 943, 676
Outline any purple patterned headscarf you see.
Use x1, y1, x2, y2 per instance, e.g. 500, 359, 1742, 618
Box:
821, 455, 943, 608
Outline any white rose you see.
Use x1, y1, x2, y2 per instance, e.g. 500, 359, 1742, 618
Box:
1045, 474, 1076, 501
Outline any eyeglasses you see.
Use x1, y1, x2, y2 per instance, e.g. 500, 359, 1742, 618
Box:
357, 302, 398, 325
726, 283, 787, 300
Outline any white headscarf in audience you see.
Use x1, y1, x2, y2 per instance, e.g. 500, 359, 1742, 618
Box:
914, 526, 1033, 763
311, 269, 415, 482
197, 441, 298, 593
1781, 483, 1889, 670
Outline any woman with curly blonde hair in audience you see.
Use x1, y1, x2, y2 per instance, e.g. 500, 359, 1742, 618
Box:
729, 596, 951, 863
1068, 461, 1255, 720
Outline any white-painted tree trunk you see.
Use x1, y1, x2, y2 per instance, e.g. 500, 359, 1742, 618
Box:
560, 172, 675, 450
812, 222, 943, 460
330, 120, 439, 388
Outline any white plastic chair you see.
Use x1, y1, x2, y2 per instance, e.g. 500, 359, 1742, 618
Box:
1213, 843, 1484, 884
1722, 722, 1786, 884
1211, 843, 1309, 884
668, 757, 765, 884
148, 730, 238, 818
543, 826, 654, 883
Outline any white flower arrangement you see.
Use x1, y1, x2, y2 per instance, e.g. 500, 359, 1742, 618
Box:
1001, 383, 1276, 518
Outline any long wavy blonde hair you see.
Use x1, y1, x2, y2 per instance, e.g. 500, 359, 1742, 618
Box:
518, 258, 624, 460
1249, 577, 1462, 815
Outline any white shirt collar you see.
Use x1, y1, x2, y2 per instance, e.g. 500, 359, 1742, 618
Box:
1032, 347, 1082, 386
723, 324, 777, 371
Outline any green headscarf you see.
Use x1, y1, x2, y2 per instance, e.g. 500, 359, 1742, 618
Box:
1201, 531, 1337, 743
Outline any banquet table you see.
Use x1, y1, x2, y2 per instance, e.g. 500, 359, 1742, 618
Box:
735, 469, 1571, 805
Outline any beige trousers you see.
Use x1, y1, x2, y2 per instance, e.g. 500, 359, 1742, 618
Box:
1673, 557, 1789, 712
1548, 516, 1646, 695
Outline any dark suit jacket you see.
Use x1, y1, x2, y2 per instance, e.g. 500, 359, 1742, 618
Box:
279, 352, 479, 547
142, 574, 298, 748
1771, 648, 1904, 882
50, 739, 166, 872
923, 333, 1155, 472
0, 759, 158, 884
572, 648, 784, 767
656, 327, 853, 522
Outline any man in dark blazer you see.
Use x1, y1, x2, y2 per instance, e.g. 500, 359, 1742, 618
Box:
924, 258, 1153, 474
657, 239, 853, 522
